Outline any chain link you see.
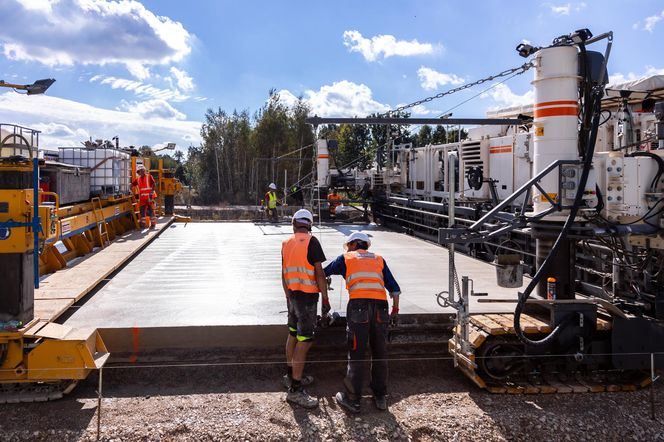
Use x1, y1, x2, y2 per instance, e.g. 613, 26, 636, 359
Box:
382, 62, 535, 117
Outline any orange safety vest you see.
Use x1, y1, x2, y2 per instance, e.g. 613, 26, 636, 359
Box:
344, 250, 387, 301
137, 174, 155, 202
328, 193, 341, 214
282, 232, 319, 294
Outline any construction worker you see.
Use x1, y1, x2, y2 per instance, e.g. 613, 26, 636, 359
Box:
328, 188, 341, 220
265, 183, 279, 222
324, 232, 400, 413
282, 208, 330, 409
131, 164, 157, 229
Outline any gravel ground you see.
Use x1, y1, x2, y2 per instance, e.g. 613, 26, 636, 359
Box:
1, 362, 664, 441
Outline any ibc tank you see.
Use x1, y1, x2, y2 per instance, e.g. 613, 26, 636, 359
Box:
58, 147, 131, 196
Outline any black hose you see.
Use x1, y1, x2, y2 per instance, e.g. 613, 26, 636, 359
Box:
513, 80, 604, 349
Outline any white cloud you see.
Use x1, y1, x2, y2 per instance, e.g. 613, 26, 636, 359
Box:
0, 92, 200, 149
278, 80, 390, 117
169, 67, 194, 91
417, 67, 464, 91
546, 2, 586, 16
119, 99, 186, 120
608, 66, 664, 86
1, 0, 192, 78
550, 3, 571, 15
343, 30, 438, 62
90, 75, 191, 102
395, 104, 438, 116
638, 10, 664, 32
481, 84, 534, 109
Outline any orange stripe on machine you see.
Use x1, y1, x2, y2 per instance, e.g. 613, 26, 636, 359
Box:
534, 100, 577, 108
317, 154, 329, 159
489, 145, 512, 154
533, 106, 578, 118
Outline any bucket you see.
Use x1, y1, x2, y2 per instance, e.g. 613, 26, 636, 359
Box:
494, 253, 523, 288
493, 238, 525, 288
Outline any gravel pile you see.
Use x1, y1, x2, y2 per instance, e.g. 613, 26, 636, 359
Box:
1, 363, 663, 441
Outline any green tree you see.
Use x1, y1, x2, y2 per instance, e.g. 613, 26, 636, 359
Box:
431, 125, 447, 144
416, 125, 433, 146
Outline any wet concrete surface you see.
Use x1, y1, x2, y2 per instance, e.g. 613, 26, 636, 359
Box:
64, 222, 523, 329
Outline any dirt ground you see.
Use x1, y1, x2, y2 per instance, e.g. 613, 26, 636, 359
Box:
1, 359, 664, 442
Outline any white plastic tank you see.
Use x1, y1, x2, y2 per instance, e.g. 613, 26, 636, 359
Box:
58, 147, 131, 195
316, 139, 329, 188
0, 125, 37, 158
531, 45, 580, 214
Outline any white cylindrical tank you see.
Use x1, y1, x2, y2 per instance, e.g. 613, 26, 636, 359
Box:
316, 139, 329, 188
532, 45, 579, 214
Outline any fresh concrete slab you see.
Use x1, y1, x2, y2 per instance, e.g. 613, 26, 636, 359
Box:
64, 222, 524, 329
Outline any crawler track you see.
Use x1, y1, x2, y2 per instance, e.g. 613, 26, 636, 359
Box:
449, 313, 652, 393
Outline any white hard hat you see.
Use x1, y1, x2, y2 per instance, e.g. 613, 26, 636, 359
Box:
293, 208, 314, 225
345, 232, 371, 247
269, 182, 277, 190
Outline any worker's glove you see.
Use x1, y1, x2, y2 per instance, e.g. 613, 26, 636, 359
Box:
389, 306, 399, 327
321, 297, 331, 317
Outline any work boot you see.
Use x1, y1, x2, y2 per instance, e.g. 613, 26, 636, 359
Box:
282, 374, 314, 389
286, 388, 318, 409
373, 395, 387, 411
335, 392, 360, 414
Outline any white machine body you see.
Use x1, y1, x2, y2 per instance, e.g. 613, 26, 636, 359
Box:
531, 45, 582, 214
316, 139, 329, 188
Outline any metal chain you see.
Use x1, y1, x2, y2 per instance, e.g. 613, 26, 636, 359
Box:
382, 62, 534, 117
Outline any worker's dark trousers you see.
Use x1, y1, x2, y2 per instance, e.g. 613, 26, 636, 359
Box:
345, 298, 389, 400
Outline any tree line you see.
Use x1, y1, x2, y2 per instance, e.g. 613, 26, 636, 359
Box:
177, 90, 467, 205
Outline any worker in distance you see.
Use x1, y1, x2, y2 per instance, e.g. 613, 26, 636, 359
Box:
131, 163, 157, 229
264, 182, 279, 222
325, 231, 401, 413
281, 209, 331, 408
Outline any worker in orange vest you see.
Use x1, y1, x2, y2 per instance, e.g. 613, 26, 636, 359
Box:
281, 208, 329, 409
131, 164, 157, 229
324, 231, 400, 413
327, 188, 341, 219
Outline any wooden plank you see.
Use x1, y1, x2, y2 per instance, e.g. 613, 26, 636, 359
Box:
522, 314, 552, 333
517, 314, 548, 334
542, 375, 572, 393
505, 383, 525, 394
470, 315, 508, 334
469, 325, 489, 348
485, 314, 515, 332
486, 384, 507, 394
574, 374, 606, 393
34, 218, 172, 322
595, 316, 612, 331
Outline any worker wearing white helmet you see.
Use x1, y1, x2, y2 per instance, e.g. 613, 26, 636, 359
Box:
281, 208, 329, 409
131, 162, 157, 229
324, 231, 401, 413
264, 183, 279, 222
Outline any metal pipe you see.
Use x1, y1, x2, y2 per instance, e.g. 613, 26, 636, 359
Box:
306, 117, 524, 126
448, 153, 456, 304
32, 157, 41, 289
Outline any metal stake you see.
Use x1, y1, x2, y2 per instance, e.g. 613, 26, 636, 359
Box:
97, 367, 103, 441
651, 353, 658, 420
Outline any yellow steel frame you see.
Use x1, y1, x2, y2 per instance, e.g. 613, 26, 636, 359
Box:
0, 320, 108, 382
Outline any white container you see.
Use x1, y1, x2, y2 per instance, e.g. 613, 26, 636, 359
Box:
58, 147, 131, 196
316, 139, 329, 188
531, 45, 580, 214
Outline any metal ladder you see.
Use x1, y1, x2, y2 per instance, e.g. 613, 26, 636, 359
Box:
91, 197, 110, 248
129, 193, 141, 229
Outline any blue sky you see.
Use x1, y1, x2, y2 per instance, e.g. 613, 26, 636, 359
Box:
0, 0, 662, 151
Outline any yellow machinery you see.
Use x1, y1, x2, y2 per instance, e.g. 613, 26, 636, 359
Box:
0, 125, 111, 402
131, 156, 182, 216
